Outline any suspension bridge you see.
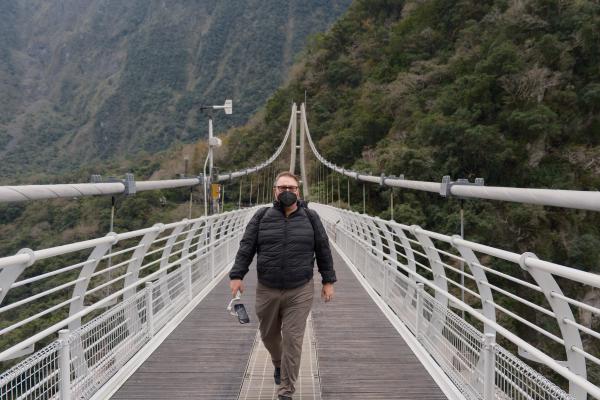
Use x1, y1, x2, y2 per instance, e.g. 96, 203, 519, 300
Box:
0, 103, 599, 400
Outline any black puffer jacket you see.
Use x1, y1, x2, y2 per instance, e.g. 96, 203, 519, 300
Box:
229, 201, 337, 289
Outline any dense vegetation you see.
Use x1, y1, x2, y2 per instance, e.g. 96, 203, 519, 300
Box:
222, 0, 600, 267
216, 0, 600, 385
1, 0, 599, 389
0, 0, 350, 179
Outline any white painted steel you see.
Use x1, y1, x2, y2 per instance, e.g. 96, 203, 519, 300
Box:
0, 181, 198, 203
0, 102, 295, 204
216, 103, 297, 182
312, 203, 598, 399
0, 206, 259, 400
299, 104, 310, 198
290, 102, 297, 174
4, 102, 599, 212
0, 183, 125, 202
0, 207, 258, 367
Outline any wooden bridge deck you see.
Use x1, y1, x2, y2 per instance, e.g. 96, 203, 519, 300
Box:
112, 247, 446, 399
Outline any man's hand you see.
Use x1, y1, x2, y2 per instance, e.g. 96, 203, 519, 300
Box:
230, 279, 245, 297
321, 283, 334, 302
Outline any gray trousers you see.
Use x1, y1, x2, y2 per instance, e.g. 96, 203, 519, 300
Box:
255, 279, 314, 397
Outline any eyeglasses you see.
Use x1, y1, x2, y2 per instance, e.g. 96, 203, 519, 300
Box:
274, 185, 298, 192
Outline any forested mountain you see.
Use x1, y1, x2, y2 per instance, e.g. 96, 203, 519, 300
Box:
220, 0, 600, 262
0, 0, 351, 179
212, 0, 600, 381
1, 0, 599, 384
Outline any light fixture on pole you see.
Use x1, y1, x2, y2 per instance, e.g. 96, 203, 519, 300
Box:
201, 99, 232, 216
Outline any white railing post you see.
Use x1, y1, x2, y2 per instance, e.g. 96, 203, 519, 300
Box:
383, 262, 389, 301
145, 282, 154, 338
482, 333, 496, 400
58, 329, 72, 400
184, 262, 193, 301
210, 221, 216, 278
416, 282, 425, 340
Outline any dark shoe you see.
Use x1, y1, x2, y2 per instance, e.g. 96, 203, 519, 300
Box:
274, 367, 281, 385
277, 396, 292, 400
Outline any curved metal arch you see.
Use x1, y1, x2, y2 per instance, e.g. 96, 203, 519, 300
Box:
212, 214, 229, 274
66, 233, 117, 379
366, 218, 385, 259
181, 219, 206, 290
349, 212, 370, 272
223, 212, 242, 260
388, 224, 419, 312
520, 252, 586, 399
364, 218, 386, 294
340, 211, 360, 265
157, 222, 191, 306
0, 248, 36, 306
67, 232, 118, 331
191, 219, 210, 260
409, 225, 448, 300
450, 235, 496, 335
389, 223, 417, 277
373, 218, 398, 264
289, 102, 298, 174
122, 224, 165, 301
410, 225, 448, 335
373, 218, 398, 302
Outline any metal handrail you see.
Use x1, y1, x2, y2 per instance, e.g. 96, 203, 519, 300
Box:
0, 104, 299, 203
0, 207, 259, 362
312, 203, 599, 399
300, 104, 600, 212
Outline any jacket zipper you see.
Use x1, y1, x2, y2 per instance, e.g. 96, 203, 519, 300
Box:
281, 217, 288, 287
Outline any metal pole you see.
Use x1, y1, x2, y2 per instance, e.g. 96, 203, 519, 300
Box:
416, 283, 424, 341
337, 174, 341, 208
249, 178, 253, 206
460, 199, 465, 319
317, 162, 320, 203
145, 282, 155, 337
188, 187, 193, 219
347, 178, 350, 209
362, 183, 366, 214
208, 116, 214, 214
482, 333, 496, 399
238, 179, 242, 209
105, 196, 116, 301
203, 151, 210, 217
299, 105, 310, 199
390, 189, 394, 221
58, 329, 72, 400
210, 221, 215, 278
262, 171, 266, 203
331, 173, 334, 204
256, 179, 261, 206
219, 183, 225, 212
290, 104, 297, 174
326, 170, 329, 204
184, 263, 193, 301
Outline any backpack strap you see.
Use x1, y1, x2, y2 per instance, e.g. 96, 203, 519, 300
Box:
256, 204, 318, 237
303, 207, 318, 236
256, 206, 270, 227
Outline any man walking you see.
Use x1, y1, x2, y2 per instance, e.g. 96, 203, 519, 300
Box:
229, 171, 336, 400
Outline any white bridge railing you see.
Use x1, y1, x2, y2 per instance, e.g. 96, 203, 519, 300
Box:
312, 203, 600, 400
0, 207, 259, 400
2, 202, 599, 400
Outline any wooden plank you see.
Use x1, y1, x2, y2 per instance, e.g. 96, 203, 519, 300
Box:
312, 247, 447, 399
111, 265, 259, 399
112, 245, 447, 399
